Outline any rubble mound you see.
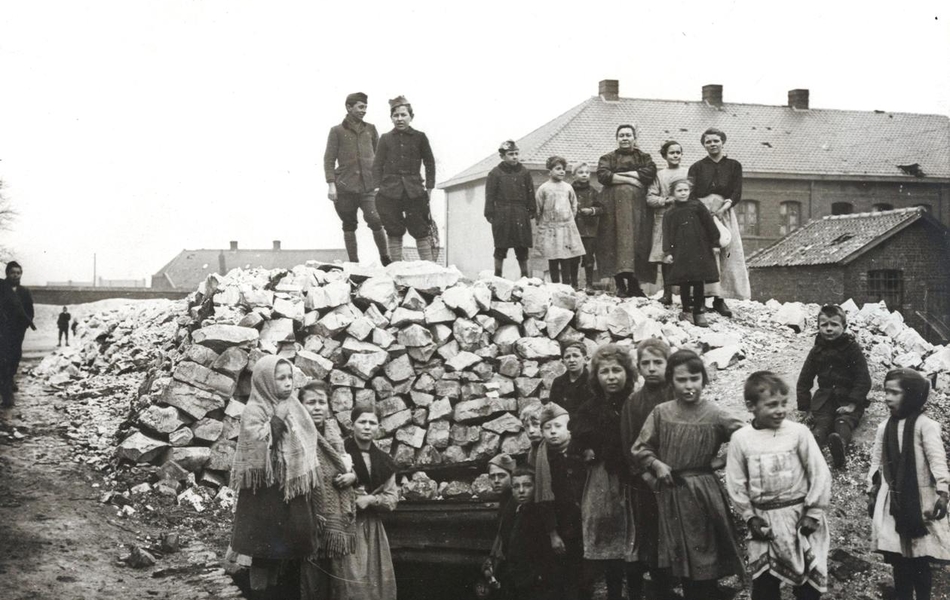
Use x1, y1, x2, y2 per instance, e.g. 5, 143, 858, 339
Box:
34, 261, 950, 503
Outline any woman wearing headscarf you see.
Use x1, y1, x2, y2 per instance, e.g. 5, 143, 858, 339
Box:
337, 403, 400, 600
687, 128, 750, 317
229, 356, 321, 600
596, 125, 657, 298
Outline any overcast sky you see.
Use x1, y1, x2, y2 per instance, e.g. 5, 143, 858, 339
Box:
1, 0, 947, 285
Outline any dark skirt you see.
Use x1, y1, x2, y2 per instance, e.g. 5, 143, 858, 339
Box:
230, 484, 313, 559
597, 183, 654, 282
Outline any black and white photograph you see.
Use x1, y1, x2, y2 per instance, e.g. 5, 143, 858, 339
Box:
1, 1, 949, 598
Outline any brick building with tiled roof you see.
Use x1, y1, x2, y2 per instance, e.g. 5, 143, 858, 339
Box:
748, 207, 950, 342
440, 80, 950, 280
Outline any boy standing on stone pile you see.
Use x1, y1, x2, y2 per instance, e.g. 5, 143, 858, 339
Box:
796, 304, 871, 468
485, 140, 536, 279
324, 92, 391, 265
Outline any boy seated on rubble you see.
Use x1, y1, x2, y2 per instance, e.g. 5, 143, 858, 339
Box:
796, 304, 871, 468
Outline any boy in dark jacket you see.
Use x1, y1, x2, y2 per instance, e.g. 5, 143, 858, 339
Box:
796, 304, 871, 468
535, 403, 586, 600
57, 306, 71, 346
485, 140, 535, 279
571, 163, 603, 292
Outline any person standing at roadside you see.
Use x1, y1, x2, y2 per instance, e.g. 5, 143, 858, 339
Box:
57, 306, 71, 347
324, 92, 391, 265
373, 95, 437, 262
0, 261, 35, 407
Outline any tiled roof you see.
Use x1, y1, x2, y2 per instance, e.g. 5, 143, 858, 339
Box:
747, 207, 929, 268
152, 248, 348, 290
440, 96, 950, 188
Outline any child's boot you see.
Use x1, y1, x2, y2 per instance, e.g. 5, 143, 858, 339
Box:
387, 236, 403, 262
627, 274, 646, 298
614, 275, 629, 298
372, 228, 391, 265
828, 433, 846, 468
693, 310, 709, 327
517, 259, 529, 278
548, 260, 561, 284
343, 231, 359, 263
660, 284, 673, 305
584, 266, 596, 293
494, 258, 504, 277
416, 236, 434, 262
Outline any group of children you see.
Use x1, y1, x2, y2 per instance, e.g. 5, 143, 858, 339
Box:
484, 138, 728, 328
480, 305, 950, 600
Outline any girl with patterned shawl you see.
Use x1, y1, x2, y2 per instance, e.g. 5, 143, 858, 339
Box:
229, 355, 321, 599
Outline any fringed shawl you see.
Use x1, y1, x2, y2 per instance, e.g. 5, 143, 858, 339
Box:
230, 356, 322, 501
310, 420, 357, 558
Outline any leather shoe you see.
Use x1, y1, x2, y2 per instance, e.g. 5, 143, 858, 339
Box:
693, 312, 710, 327
712, 298, 733, 318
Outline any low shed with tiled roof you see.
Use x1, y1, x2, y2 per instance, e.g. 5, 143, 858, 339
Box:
440, 80, 950, 281
748, 207, 950, 343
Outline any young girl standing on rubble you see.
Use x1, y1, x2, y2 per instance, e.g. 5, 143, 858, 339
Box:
536, 155, 586, 288
868, 368, 950, 600
229, 356, 321, 600
632, 350, 745, 600
662, 178, 720, 328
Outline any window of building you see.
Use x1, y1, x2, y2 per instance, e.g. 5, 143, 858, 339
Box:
779, 201, 801, 236
872, 203, 894, 212
831, 202, 854, 215
735, 200, 759, 236
868, 269, 904, 310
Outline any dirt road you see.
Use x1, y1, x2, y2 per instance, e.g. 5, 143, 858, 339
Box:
0, 357, 245, 600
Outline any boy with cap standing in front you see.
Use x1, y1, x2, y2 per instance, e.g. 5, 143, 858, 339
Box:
535, 403, 587, 599
485, 140, 536, 279
324, 92, 391, 265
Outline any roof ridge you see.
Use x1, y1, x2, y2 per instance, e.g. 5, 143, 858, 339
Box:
610, 96, 950, 119
823, 207, 923, 221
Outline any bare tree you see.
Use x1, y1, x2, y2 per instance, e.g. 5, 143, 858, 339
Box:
0, 178, 17, 262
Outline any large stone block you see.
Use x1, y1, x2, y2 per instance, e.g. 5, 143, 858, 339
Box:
192, 324, 260, 353
520, 286, 551, 318
391, 307, 426, 328
490, 302, 524, 325
395, 425, 427, 449
423, 298, 457, 324
415, 445, 443, 466
514, 338, 561, 360
774, 302, 807, 333
162, 380, 227, 421
212, 347, 249, 380
191, 418, 225, 443
295, 350, 334, 379
450, 423, 481, 445
261, 318, 296, 345
357, 277, 398, 310
384, 354, 415, 382
483, 413, 523, 435
139, 405, 188, 435
606, 303, 649, 337
347, 317, 376, 341
398, 324, 434, 348
493, 324, 521, 353
169, 427, 195, 447
329, 369, 366, 388
515, 377, 542, 397
345, 350, 389, 379
163, 446, 212, 472
388, 261, 462, 294
446, 351, 482, 372
331, 387, 354, 414
434, 379, 461, 399
545, 306, 574, 339
380, 409, 412, 435
183, 344, 220, 368
314, 304, 362, 337
426, 420, 451, 449
454, 397, 491, 422
501, 431, 533, 456
306, 281, 352, 311
173, 361, 237, 397
469, 431, 501, 462
273, 297, 305, 322
442, 286, 480, 319
117, 431, 169, 463
427, 397, 452, 421
377, 396, 408, 418
497, 355, 522, 378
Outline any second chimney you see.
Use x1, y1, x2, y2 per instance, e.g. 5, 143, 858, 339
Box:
273, 240, 281, 251
702, 84, 723, 107
599, 79, 619, 101
229, 241, 238, 251
788, 89, 810, 110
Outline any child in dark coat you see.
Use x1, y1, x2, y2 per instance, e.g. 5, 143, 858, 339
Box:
796, 304, 871, 468
548, 341, 590, 415
572, 163, 604, 292
485, 140, 536, 279
535, 403, 586, 600
662, 177, 720, 328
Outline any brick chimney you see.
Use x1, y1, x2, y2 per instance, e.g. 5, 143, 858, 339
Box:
229, 241, 238, 250
702, 84, 723, 107
599, 79, 619, 101
272, 240, 281, 251
788, 88, 810, 110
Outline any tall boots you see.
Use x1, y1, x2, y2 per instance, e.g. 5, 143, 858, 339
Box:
548, 260, 561, 284
416, 236, 434, 262
584, 266, 596, 292
494, 258, 504, 277
343, 231, 359, 263
372, 229, 391, 265
387, 236, 404, 262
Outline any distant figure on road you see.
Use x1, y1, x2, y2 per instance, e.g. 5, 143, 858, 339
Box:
58, 306, 71, 347
0, 261, 36, 407
324, 92, 391, 265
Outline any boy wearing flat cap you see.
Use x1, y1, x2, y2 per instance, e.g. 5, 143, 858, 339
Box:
324, 92, 391, 265
485, 140, 535, 279
372, 96, 437, 262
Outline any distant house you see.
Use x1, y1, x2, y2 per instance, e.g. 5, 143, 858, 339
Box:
439, 80, 950, 279
151, 241, 349, 291
747, 207, 950, 343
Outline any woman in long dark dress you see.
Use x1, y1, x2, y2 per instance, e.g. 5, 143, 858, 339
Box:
596, 125, 657, 297
687, 128, 750, 316
230, 356, 321, 600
